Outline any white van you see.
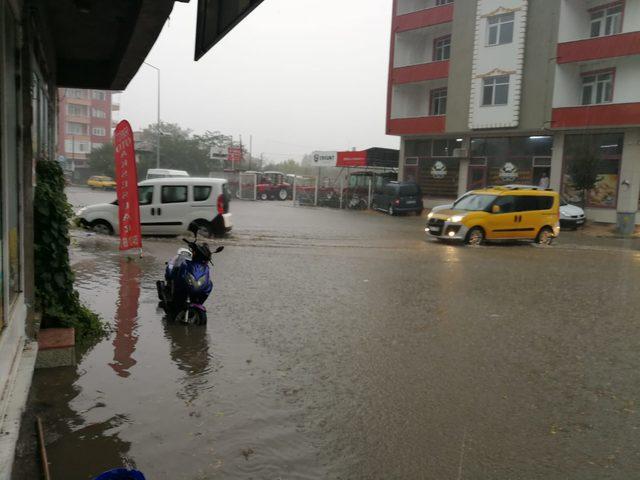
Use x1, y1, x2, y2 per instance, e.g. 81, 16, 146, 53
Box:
146, 168, 190, 180
76, 178, 232, 236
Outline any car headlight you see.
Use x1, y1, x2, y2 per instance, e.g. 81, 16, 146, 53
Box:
427, 212, 433, 219
77, 207, 86, 216
450, 215, 465, 223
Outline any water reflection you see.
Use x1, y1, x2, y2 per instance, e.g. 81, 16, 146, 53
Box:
109, 258, 142, 378
162, 319, 213, 403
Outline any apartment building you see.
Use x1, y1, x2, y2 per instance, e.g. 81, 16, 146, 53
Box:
57, 88, 117, 181
387, 0, 640, 227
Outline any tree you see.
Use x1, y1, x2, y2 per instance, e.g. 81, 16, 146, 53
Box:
87, 143, 116, 177
567, 143, 601, 208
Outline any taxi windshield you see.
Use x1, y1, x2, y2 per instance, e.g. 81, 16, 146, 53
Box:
453, 194, 497, 211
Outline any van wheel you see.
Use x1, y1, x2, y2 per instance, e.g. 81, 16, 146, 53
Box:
465, 227, 485, 246
92, 220, 114, 236
388, 206, 395, 216
536, 227, 554, 245
194, 220, 213, 238
278, 188, 288, 201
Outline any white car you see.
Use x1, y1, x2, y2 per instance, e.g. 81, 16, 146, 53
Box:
76, 178, 232, 236
430, 186, 585, 229
146, 168, 190, 180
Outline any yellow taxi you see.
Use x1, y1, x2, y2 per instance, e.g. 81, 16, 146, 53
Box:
426, 186, 560, 245
87, 175, 116, 190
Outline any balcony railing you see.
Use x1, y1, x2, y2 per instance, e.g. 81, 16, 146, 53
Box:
551, 103, 640, 128
557, 31, 640, 63
394, 3, 454, 32
387, 116, 446, 135
392, 61, 449, 84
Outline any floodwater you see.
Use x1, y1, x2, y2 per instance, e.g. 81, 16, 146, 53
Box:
13, 190, 640, 479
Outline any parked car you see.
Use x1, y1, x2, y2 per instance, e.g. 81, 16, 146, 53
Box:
87, 175, 116, 190
146, 168, 190, 180
76, 178, 232, 236
426, 186, 560, 245
559, 201, 585, 229
372, 181, 423, 216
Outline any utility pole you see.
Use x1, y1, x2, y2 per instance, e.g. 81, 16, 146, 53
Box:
144, 62, 161, 168
249, 135, 253, 171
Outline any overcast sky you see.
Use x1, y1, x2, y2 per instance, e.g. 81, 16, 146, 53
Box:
117, 0, 397, 162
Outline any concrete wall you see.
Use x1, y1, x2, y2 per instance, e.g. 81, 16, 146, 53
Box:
553, 57, 640, 107
617, 128, 640, 215
445, 0, 477, 133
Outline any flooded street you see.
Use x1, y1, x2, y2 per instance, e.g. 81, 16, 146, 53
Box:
14, 187, 640, 479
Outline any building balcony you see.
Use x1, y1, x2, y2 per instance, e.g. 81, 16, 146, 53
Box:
558, 0, 640, 41
387, 116, 446, 136
557, 31, 640, 63
551, 103, 640, 128
394, 2, 453, 33
392, 60, 449, 84
66, 115, 90, 124
111, 103, 120, 111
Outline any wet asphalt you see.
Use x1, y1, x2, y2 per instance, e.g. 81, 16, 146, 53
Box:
13, 187, 640, 479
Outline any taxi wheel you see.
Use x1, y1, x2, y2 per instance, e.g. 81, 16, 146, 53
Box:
536, 227, 554, 245
465, 227, 485, 246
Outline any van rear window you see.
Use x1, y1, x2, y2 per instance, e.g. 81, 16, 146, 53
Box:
193, 186, 212, 201
399, 185, 420, 196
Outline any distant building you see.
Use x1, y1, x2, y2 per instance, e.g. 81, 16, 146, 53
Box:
387, 0, 640, 227
57, 88, 118, 181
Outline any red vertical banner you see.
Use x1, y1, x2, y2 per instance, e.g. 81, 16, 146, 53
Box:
114, 120, 142, 251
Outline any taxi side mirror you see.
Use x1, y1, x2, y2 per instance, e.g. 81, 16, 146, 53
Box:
492, 205, 501, 214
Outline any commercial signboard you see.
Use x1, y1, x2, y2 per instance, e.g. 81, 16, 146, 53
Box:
114, 120, 142, 251
311, 151, 337, 168
337, 151, 368, 168
227, 146, 243, 163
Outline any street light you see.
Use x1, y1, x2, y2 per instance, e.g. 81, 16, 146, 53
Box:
143, 61, 161, 168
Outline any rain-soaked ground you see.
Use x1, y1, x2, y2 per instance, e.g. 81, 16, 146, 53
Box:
12, 187, 640, 479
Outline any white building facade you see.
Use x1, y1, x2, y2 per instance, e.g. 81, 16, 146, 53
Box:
388, 0, 640, 228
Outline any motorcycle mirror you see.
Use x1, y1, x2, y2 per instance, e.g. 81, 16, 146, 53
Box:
215, 246, 224, 253
187, 222, 199, 237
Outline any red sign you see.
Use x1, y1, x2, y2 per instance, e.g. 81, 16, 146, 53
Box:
337, 151, 368, 168
114, 120, 142, 251
228, 146, 243, 163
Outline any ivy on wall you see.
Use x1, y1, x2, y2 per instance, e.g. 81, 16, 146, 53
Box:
34, 160, 104, 341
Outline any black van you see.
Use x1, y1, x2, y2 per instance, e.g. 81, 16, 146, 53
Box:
372, 181, 423, 216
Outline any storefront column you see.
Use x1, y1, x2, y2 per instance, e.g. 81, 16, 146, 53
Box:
550, 133, 564, 192
616, 129, 640, 233
398, 137, 406, 182
457, 137, 470, 197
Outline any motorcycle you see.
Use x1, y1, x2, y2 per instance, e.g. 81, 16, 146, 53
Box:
156, 223, 224, 325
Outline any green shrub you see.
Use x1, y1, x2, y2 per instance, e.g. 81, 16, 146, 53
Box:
34, 160, 105, 342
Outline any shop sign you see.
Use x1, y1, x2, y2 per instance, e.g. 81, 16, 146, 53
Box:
431, 161, 447, 179
337, 151, 368, 168
312, 151, 337, 168
499, 162, 519, 182
228, 146, 243, 163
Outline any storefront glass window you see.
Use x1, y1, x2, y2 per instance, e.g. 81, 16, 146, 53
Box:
562, 133, 623, 208
4, 3, 21, 305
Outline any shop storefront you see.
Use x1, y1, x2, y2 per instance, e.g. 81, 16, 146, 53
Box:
561, 133, 623, 209
468, 136, 553, 189
405, 138, 462, 198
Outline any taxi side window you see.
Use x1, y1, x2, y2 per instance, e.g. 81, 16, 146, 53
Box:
494, 195, 515, 213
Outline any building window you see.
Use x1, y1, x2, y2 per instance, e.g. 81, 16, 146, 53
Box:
590, 4, 623, 37
66, 88, 86, 99
487, 12, 515, 46
92, 127, 106, 136
430, 88, 447, 115
67, 103, 89, 116
64, 139, 91, 154
482, 75, 509, 106
92, 108, 106, 118
91, 90, 106, 100
581, 70, 614, 105
562, 133, 622, 208
435, 0, 454, 5
66, 122, 88, 135
92, 142, 105, 150
433, 35, 451, 61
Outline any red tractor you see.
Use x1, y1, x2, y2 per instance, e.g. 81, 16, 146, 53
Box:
256, 171, 291, 201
